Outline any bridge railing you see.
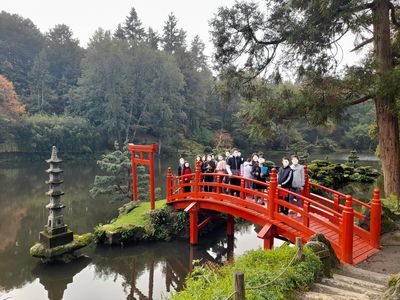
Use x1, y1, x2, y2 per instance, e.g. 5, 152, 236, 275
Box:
166, 165, 381, 264
303, 165, 381, 249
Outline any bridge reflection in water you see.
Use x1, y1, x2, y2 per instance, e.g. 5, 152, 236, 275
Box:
166, 163, 382, 265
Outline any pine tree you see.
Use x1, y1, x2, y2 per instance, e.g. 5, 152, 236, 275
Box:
162, 13, 186, 53
190, 35, 207, 71
113, 24, 126, 40
211, 0, 400, 197
123, 7, 146, 43
90, 141, 153, 202
90, 141, 132, 201
146, 27, 159, 50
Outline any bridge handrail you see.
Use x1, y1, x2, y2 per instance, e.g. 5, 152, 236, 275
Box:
309, 181, 371, 210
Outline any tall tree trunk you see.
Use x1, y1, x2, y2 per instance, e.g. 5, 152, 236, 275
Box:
373, 0, 400, 197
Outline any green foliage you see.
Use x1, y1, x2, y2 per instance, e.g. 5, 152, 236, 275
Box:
14, 114, 100, 152
1, 8, 243, 154
347, 150, 360, 168
0, 11, 44, 94
171, 245, 322, 300
73, 32, 186, 143
308, 159, 378, 188
189, 127, 214, 147
95, 200, 189, 244
146, 206, 189, 240
90, 143, 132, 201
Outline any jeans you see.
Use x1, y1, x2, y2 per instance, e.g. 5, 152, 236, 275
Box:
289, 187, 302, 207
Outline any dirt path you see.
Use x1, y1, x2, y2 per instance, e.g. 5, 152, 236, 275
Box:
357, 229, 400, 275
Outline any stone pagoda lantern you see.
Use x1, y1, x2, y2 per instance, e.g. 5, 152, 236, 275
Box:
30, 146, 93, 263
39, 146, 73, 248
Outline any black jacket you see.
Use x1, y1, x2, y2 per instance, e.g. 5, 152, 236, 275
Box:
277, 166, 293, 188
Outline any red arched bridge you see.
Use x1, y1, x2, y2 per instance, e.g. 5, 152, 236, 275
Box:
165, 163, 382, 265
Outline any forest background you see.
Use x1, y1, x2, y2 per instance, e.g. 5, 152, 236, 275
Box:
0, 7, 377, 157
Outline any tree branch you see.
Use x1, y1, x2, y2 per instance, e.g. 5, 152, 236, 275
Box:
353, 2, 375, 12
389, 2, 400, 28
349, 94, 374, 105
351, 37, 374, 52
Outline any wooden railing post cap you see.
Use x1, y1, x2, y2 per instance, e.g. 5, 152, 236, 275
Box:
167, 167, 172, 176
345, 195, 353, 209
270, 168, 277, 179
373, 188, 381, 202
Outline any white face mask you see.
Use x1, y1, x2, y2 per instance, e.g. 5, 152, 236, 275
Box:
292, 158, 299, 165
282, 159, 289, 167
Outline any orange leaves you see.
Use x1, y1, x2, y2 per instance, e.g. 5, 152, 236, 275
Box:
0, 74, 25, 120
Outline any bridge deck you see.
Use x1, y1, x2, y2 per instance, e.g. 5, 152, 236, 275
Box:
290, 213, 379, 264
238, 196, 380, 264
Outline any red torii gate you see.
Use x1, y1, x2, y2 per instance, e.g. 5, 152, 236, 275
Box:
127, 144, 158, 210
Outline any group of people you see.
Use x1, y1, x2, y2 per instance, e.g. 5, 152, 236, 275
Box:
177, 149, 305, 216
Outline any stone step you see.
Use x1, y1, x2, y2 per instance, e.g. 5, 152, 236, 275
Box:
311, 283, 370, 299
319, 277, 382, 298
332, 273, 386, 292
335, 265, 389, 286
297, 291, 364, 300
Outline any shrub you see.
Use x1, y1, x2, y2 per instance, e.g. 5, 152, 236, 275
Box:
171, 245, 322, 300
14, 114, 101, 152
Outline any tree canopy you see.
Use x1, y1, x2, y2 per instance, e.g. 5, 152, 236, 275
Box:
211, 0, 400, 197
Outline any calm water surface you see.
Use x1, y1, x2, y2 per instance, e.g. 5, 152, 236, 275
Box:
0, 152, 379, 300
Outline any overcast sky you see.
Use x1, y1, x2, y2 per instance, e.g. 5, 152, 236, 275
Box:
2, 0, 366, 71
2, 0, 232, 55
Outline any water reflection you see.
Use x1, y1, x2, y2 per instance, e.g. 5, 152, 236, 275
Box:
32, 257, 91, 300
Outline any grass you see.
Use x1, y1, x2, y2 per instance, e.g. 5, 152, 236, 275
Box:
105, 200, 167, 230
171, 245, 322, 300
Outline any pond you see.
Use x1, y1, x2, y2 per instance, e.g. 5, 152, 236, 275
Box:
0, 151, 380, 300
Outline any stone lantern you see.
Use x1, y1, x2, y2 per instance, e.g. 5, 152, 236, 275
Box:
39, 146, 73, 248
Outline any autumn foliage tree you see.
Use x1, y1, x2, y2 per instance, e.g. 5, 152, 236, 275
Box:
214, 130, 233, 152
0, 75, 25, 141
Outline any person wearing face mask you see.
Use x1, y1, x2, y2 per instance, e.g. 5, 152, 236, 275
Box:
251, 158, 265, 204
277, 157, 293, 215
204, 154, 216, 192
226, 149, 243, 196
178, 157, 185, 176
182, 162, 193, 193
290, 155, 305, 216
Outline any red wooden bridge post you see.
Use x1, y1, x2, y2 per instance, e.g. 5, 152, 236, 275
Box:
190, 209, 198, 245
341, 195, 354, 264
264, 237, 274, 250
333, 194, 340, 212
240, 178, 245, 200
216, 175, 221, 194
166, 167, 172, 203
303, 199, 310, 227
370, 188, 382, 248
194, 161, 201, 196
268, 168, 277, 218
227, 215, 234, 236
303, 164, 310, 197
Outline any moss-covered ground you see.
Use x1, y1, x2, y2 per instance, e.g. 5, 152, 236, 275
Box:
171, 244, 322, 300
106, 200, 167, 229
95, 200, 188, 244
